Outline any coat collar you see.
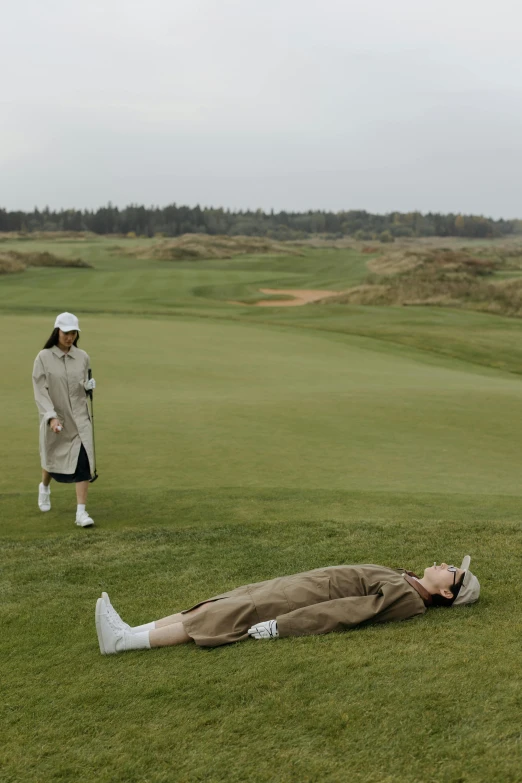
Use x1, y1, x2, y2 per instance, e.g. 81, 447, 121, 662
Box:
402, 573, 433, 606
50, 344, 77, 359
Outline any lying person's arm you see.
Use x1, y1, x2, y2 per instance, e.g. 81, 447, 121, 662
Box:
250, 582, 425, 640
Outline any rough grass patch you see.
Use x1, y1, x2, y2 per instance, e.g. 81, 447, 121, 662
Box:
0, 230, 97, 240
322, 246, 522, 316
0, 254, 26, 274
0, 250, 93, 274
119, 234, 305, 262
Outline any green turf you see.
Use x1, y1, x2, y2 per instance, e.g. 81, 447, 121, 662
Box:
0, 239, 370, 313
1, 238, 521, 783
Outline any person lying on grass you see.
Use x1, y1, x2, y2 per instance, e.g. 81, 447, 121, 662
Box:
95, 557, 480, 655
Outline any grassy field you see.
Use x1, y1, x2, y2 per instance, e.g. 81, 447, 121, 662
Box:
1, 237, 521, 783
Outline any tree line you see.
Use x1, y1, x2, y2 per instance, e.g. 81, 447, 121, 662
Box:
1, 204, 519, 240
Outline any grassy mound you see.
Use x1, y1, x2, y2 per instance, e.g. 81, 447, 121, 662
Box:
0, 250, 92, 274
121, 233, 304, 261
322, 246, 522, 315
367, 247, 498, 276
0, 231, 97, 241
0, 254, 26, 274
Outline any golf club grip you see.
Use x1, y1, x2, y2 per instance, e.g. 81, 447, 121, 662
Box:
87, 368, 93, 399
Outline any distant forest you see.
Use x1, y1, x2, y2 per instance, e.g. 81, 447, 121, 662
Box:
1, 204, 520, 241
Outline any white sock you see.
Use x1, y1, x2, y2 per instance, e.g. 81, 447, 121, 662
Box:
126, 631, 151, 650
131, 621, 155, 634
77, 504, 86, 515
40, 483, 50, 493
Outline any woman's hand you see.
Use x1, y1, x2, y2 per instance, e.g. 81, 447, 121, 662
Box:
84, 378, 96, 391
49, 418, 63, 433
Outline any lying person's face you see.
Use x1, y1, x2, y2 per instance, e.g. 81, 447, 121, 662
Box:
423, 562, 465, 598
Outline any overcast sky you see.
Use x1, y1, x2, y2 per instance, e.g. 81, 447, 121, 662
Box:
2, 0, 521, 217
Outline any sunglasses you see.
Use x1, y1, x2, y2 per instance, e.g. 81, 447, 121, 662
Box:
435, 563, 458, 585
447, 565, 458, 586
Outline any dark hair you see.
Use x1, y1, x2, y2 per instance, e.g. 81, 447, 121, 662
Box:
43, 328, 80, 350
431, 573, 465, 607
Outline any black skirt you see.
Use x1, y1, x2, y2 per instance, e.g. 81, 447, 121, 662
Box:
50, 444, 92, 484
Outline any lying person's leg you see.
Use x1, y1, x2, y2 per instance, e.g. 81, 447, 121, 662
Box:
149, 622, 192, 647
155, 602, 211, 627
97, 595, 215, 654
96, 598, 194, 654
102, 592, 210, 633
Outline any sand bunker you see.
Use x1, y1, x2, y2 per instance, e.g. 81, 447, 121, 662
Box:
256, 289, 340, 306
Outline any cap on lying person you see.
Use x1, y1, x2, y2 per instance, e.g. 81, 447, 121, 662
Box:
54, 312, 80, 332
453, 556, 480, 606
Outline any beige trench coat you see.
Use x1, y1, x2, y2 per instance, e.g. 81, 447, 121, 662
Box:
181, 565, 427, 647
32, 345, 94, 475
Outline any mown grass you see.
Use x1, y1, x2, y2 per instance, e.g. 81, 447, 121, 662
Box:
0, 240, 370, 315
252, 305, 522, 376
1, 237, 522, 782
2, 493, 521, 783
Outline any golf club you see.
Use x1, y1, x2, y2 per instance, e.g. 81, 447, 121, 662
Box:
87, 368, 99, 482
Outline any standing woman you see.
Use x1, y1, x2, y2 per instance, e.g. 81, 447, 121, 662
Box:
32, 312, 97, 527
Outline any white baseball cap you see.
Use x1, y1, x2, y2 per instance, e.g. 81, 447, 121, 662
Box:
54, 312, 80, 332
453, 556, 480, 606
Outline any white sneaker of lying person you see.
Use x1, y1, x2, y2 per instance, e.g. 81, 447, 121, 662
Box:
75, 509, 94, 527
248, 620, 279, 639
95, 598, 150, 654
101, 592, 155, 635
101, 592, 132, 633
38, 483, 51, 512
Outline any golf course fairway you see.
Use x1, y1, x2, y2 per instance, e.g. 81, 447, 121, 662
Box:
1, 240, 521, 783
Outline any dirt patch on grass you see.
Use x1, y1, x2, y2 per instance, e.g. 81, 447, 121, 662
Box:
120, 234, 305, 262
256, 289, 341, 306
0, 251, 92, 274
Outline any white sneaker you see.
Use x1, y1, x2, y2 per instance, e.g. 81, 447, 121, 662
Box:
75, 510, 94, 527
101, 592, 132, 633
96, 598, 131, 654
38, 483, 51, 512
